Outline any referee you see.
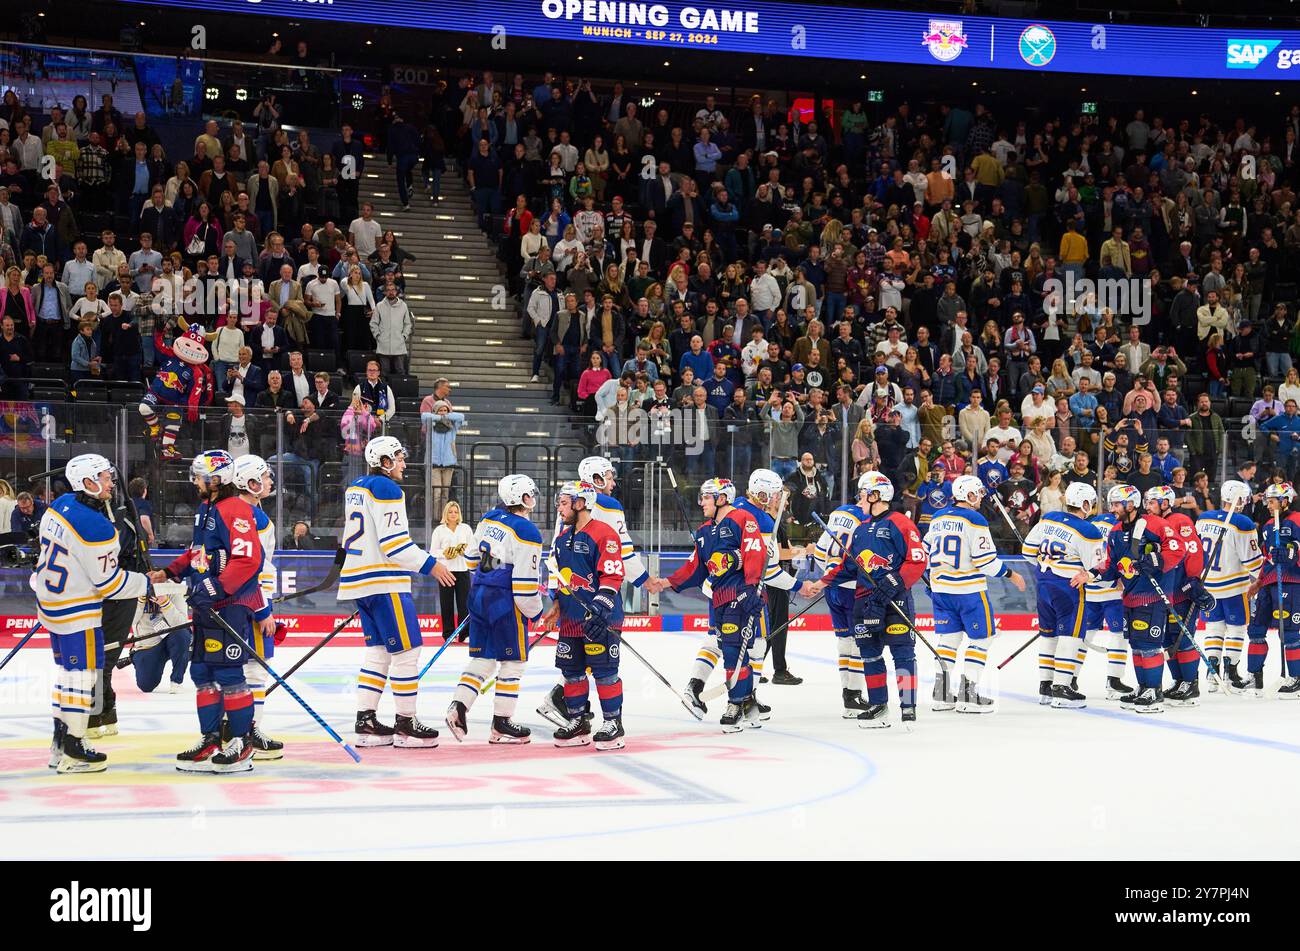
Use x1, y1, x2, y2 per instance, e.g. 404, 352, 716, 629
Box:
762, 493, 803, 686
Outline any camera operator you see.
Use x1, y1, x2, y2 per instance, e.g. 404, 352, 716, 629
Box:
10, 491, 46, 534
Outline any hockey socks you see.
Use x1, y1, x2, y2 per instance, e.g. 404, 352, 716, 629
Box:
961, 639, 990, 690
936, 632, 962, 679
453, 658, 495, 711
595, 675, 623, 718
1037, 634, 1059, 688
563, 676, 591, 717
243, 660, 266, 723
59, 669, 95, 738
837, 634, 865, 691
196, 685, 223, 735
723, 664, 752, 702
356, 646, 392, 712
389, 649, 420, 717
493, 661, 526, 718
1052, 636, 1083, 687
691, 641, 722, 684
1133, 649, 1164, 690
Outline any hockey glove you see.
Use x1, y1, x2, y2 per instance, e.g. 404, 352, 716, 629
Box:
273, 621, 288, 646
730, 584, 759, 613
1138, 545, 1163, 579
1180, 578, 1216, 614
1285, 541, 1300, 566
583, 589, 617, 641
188, 575, 223, 607
871, 570, 904, 600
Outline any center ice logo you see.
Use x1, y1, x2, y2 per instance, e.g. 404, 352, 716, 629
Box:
922, 19, 968, 62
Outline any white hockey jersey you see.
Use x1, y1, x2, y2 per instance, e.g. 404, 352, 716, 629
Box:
591, 492, 649, 587
130, 583, 189, 650
924, 506, 1007, 594
338, 474, 438, 600
814, 503, 865, 589
1084, 513, 1122, 602
1022, 511, 1106, 582
466, 508, 544, 620
1195, 509, 1263, 598
31, 494, 151, 636
735, 496, 797, 592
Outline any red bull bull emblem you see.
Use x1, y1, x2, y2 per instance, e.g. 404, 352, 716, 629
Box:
858, 550, 892, 573
566, 571, 593, 592
923, 19, 968, 62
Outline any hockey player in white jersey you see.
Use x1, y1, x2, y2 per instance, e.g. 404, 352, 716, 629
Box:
32, 454, 152, 773
340, 435, 456, 748
537, 455, 647, 727
925, 475, 1026, 713
813, 496, 870, 716
1021, 482, 1107, 708
446, 474, 545, 743
232, 454, 285, 759
1195, 480, 1262, 692
124, 583, 190, 693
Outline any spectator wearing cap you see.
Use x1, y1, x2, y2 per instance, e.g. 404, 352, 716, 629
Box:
224, 392, 251, 457
420, 398, 465, 518
1227, 318, 1261, 399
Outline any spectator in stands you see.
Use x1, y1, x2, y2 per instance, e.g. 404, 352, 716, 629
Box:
11, 491, 46, 535
0, 315, 32, 398
353, 360, 397, 421
370, 281, 411, 376
341, 391, 379, 484
423, 398, 465, 518
304, 265, 341, 353
30, 263, 69, 362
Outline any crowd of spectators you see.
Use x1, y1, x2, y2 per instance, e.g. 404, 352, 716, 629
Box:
430, 70, 1300, 540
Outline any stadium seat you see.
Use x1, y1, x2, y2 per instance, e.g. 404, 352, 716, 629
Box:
307, 350, 338, 373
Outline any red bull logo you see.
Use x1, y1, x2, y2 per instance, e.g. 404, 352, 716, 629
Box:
156, 371, 180, 390
857, 550, 892, 573
923, 19, 968, 61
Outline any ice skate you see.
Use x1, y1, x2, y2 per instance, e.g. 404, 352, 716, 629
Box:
1224, 661, 1249, 694
900, 707, 917, 731
1050, 683, 1087, 709
842, 688, 872, 719
1129, 687, 1164, 714
1105, 676, 1134, 700
175, 732, 222, 772
553, 716, 592, 747
490, 715, 532, 744
445, 701, 468, 742
1166, 680, 1201, 707
752, 692, 772, 721
1038, 680, 1052, 705
209, 734, 255, 773
536, 683, 571, 728
1277, 676, 1300, 698
931, 668, 956, 711
955, 676, 995, 714
249, 724, 284, 760
354, 710, 395, 747
1206, 657, 1221, 693
857, 703, 891, 729
682, 678, 708, 719
56, 735, 108, 774
393, 715, 439, 748
593, 716, 625, 750
1244, 669, 1266, 698
48, 721, 66, 770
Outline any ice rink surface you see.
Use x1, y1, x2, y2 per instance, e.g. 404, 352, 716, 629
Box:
3, 631, 1299, 861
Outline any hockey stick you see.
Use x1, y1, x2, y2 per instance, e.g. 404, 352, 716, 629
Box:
265, 610, 362, 696
1146, 575, 1231, 695
552, 577, 701, 718
1276, 509, 1287, 678
997, 631, 1042, 671
1178, 497, 1239, 636
203, 608, 362, 763
664, 466, 702, 527
0, 629, 38, 675
700, 589, 833, 702
809, 510, 941, 661
990, 491, 1027, 549
416, 615, 471, 681
272, 545, 345, 605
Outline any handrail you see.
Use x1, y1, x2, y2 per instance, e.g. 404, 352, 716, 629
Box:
0, 40, 341, 74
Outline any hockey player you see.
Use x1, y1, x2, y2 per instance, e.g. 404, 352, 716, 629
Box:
125, 584, 190, 693
340, 435, 456, 748
1245, 482, 1300, 698
537, 456, 647, 728
232, 454, 285, 758
653, 477, 731, 718
1081, 505, 1137, 700
540, 480, 629, 748
32, 454, 152, 773
809, 471, 928, 728
1097, 484, 1211, 713
153, 450, 266, 772
925, 475, 1026, 714
812, 493, 870, 717
1194, 480, 1261, 693
1021, 482, 1107, 708
446, 474, 544, 744
1143, 485, 1206, 704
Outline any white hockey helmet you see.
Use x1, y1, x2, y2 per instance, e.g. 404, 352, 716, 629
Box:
857, 470, 895, 503
952, 474, 985, 506
747, 468, 784, 504
499, 473, 539, 508
364, 435, 406, 471
1144, 485, 1176, 509
1220, 480, 1252, 509
66, 453, 115, 493
232, 454, 273, 493
1107, 484, 1142, 510
577, 455, 616, 488
1064, 481, 1098, 514
1265, 481, 1296, 504
190, 449, 234, 485
555, 479, 597, 510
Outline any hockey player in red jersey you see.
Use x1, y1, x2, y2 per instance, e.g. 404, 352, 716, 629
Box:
1143, 485, 1207, 704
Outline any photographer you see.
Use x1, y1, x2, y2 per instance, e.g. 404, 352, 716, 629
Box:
10, 491, 46, 534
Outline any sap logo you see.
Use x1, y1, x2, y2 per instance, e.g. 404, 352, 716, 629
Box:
1226, 39, 1281, 69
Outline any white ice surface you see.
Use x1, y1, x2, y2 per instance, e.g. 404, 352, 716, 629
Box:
2, 632, 1298, 860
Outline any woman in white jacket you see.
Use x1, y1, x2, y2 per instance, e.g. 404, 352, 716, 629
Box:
430, 501, 474, 640
369, 282, 412, 376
